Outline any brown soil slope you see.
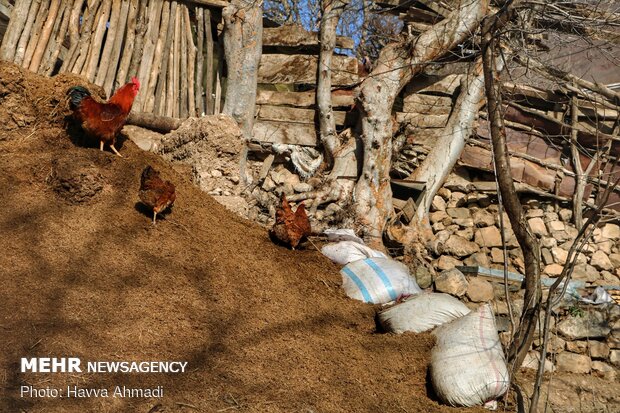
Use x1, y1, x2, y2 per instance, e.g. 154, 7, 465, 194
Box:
0, 63, 482, 413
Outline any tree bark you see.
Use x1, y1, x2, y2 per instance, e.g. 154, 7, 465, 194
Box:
83, 0, 111, 82
14, 0, 41, 66
481, 13, 541, 377
134, 0, 164, 111
204, 9, 215, 114
21, 0, 49, 69
95, 0, 121, 85
115, 0, 139, 88
184, 5, 196, 117
179, 4, 188, 118
154, 1, 177, 116
127, 0, 148, 82
59, 0, 86, 73
70, 1, 100, 74
354, 0, 489, 246
143, 1, 171, 113
29, 0, 61, 73
102, 0, 130, 95
126, 112, 182, 132
410, 59, 486, 222
195, 7, 205, 116
41, 0, 70, 75
0, 0, 31, 62
317, 0, 350, 167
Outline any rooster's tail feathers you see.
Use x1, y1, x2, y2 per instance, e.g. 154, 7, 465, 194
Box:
67, 86, 91, 109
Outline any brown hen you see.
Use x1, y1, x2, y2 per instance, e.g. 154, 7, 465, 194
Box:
139, 166, 176, 224
270, 193, 311, 249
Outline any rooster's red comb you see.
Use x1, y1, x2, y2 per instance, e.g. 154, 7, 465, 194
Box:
131, 76, 140, 89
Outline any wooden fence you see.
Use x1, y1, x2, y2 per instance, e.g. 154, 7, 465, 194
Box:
0, 0, 225, 117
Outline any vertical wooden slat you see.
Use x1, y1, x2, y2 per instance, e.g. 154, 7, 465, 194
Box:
29, 0, 61, 72
59, 0, 87, 73
171, 3, 181, 117
95, 0, 121, 86
214, 34, 224, 114
71, 1, 102, 74
194, 6, 204, 116
102, 0, 130, 94
40, 0, 69, 74
184, 5, 196, 117
22, 0, 50, 69
179, 3, 188, 118
14, 0, 41, 66
127, 0, 148, 81
135, 0, 163, 111
204, 9, 214, 114
0, 0, 31, 62
144, 0, 170, 113
166, 2, 180, 117
115, 0, 138, 88
83, 0, 111, 81
154, 0, 177, 116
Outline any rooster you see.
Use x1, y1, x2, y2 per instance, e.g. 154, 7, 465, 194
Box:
138, 166, 176, 224
269, 193, 311, 249
67, 77, 140, 157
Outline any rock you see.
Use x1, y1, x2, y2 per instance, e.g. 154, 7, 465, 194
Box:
558, 311, 611, 340
455, 227, 474, 241
429, 211, 450, 225
474, 226, 502, 248
528, 217, 548, 237
590, 250, 613, 271
437, 187, 451, 200
445, 224, 460, 233
432, 222, 446, 232
559, 209, 573, 222
566, 340, 588, 354
490, 248, 504, 263
521, 351, 554, 372
551, 247, 568, 265
435, 255, 462, 271
597, 240, 614, 255
541, 237, 557, 248
444, 171, 471, 192
414, 266, 433, 289
589, 341, 610, 359
543, 264, 563, 276
541, 248, 554, 265
431, 195, 446, 212
534, 335, 565, 354
525, 208, 544, 218
547, 220, 565, 232
447, 191, 466, 208
211, 169, 223, 178
601, 223, 620, 240
466, 278, 494, 302
443, 235, 480, 257
261, 176, 276, 191
571, 264, 600, 283
435, 268, 468, 297
293, 182, 313, 193
446, 207, 471, 220
608, 253, 620, 268
610, 350, 620, 367
325, 203, 342, 216
550, 230, 569, 242
464, 252, 490, 267
598, 270, 620, 285
555, 352, 591, 374
591, 361, 617, 381
512, 256, 525, 273
453, 218, 474, 228
473, 209, 495, 227
270, 167, 299, 185
494, 212, 512, 230
229, 175, 240, 185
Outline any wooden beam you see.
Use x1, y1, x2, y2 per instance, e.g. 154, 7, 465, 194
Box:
252, 120, 317, 146
256, 104, 347, 125
405, 74, 462, 95
258, 54, 358, 86
183, 0, 228, 9
256, 89, 354, 108
395, 112, 449, 127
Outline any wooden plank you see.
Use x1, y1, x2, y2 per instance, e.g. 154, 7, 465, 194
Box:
405, 74, 462, 95
256, 89, 354, 108
258, 54, 358, 86
252, 121, 317, 146
396, 112, 449, 127
256, 104, 346, 125
263, 24, 354, 49
402, 93, 452, 114
184, 0, 228, 8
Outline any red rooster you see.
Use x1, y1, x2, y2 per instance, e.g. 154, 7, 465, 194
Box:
67, 77, 140, 157
269, 193, 311, 249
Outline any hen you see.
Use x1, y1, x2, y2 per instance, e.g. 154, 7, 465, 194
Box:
269, 193, 311, 249
138, 166, 176, 224
67, 77, 140, 157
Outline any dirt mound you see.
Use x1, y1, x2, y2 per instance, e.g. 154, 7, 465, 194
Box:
0, 62, 484, 413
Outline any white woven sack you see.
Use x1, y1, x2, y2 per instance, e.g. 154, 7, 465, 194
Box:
340, 258, 422, 304
430, 304, 509, 407
378, 293, 471, 333
321, 241, 387, 266
323, 228, 364, 244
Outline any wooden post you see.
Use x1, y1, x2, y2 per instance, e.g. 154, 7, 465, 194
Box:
84, 0, 111, 82
41, 0, 70, 75
127, 0, 148, 82
166, 2, 181, 117
184, 5, 196, 117
71, 1, 102, 75
144, 1, 170, 113
214, 33, 224, 114
14, 0, 41, 66
179, 4, 188, 118
59, 0, 87, 73
0, 0, 31, 62
204, 9, 214, 114
195, 7, 205, 116
115, 0, 138, 88
134, 0, 164, 111
154, 0, 177, 116
95, 0, 121, 86
102, 0, 130, 95
30, 0, 61, 72
171, 3, 181, 117
21, 0, 49, 69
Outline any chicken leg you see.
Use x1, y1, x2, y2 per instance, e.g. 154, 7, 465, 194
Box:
109, 144, 123, 157
152, 211, 157, 225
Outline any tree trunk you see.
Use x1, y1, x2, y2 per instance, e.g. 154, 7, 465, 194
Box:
354, 0, 490, 246
410, 60, 485, 222
222, 0, 262, 139
0, 0, 31, 62
481, 18, 541, 376
317, 0, 350, 167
